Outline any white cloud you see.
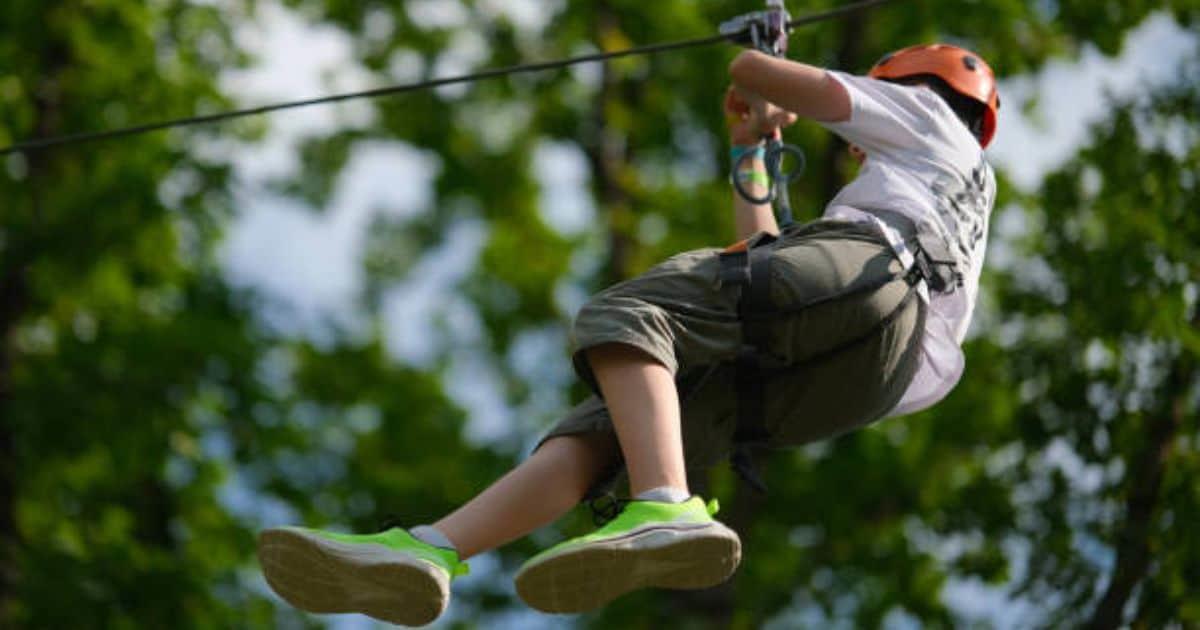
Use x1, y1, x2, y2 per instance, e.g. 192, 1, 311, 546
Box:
376, 219, 522, 445
455, 101, 534, 154
990, 14, 1198, 189
477, 0, 564, 35
220, 1, 377, 181
431, 29, 492, 99
380, 219, 488, 364
445, 350, 514, 445
221, 142, 439, 337
404, 0, 470, 31
533, 140, 595, 235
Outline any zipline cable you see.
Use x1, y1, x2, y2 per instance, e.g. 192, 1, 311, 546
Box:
0, 0, 898, 156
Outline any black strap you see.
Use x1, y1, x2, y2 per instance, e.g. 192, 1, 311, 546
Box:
863, 207, 962, 294
718, 234, 778, 493
729, 444, 769, 493
733, 243, 776, 444
718, 249, 750, 288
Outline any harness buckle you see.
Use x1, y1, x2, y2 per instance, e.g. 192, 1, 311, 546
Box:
718, 249, 750, 289
908, 245, 961, 294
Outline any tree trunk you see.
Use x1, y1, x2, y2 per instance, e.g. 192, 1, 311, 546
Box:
819, 10, 867, 203
0, 144, 41, 626
587, 1, 636, 285
0, 31, 65, 618
665, 476, 770, 628
0, 266, 26, 620
1085, 361, 1188, 629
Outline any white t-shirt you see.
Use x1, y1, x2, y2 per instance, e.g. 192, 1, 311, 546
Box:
819, 71, 996, 417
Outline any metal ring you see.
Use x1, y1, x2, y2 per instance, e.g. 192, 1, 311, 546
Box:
730, 141, 805, 205
768, 142, 805, 184
732, 148, 774, 205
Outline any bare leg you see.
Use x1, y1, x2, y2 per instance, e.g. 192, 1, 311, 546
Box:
434, 432, 618, 559
510, 344, 725, 615
585, 343, 688, 497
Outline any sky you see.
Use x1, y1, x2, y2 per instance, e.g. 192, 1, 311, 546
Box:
988, 12, 1199, 189
208, 3, 1198, 628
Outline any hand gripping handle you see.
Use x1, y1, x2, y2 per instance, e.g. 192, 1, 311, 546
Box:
719, 2, 791, 57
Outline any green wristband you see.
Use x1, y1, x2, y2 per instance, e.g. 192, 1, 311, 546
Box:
735, 170, 771, 188
730, 144, 765, 165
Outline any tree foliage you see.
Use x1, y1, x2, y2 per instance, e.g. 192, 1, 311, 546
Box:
992, 66, 1200, 627
2, 0, 1198, 628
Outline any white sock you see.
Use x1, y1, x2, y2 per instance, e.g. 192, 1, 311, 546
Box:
635, 486, 690, 504
409, 525, 457, 551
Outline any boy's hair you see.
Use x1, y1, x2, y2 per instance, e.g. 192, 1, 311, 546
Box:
884, 75, 990, 143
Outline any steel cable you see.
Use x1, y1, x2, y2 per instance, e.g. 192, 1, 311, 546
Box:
0, 0, 899, 156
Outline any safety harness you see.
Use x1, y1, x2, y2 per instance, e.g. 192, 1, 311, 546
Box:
717, 211, 960, 492
721, 0, 963, 493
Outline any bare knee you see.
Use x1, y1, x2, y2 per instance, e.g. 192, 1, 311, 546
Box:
538, 432, 620, 488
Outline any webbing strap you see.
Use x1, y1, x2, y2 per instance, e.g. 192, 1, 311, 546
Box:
718, 234, 777, 493
733, 244, 776, 444
863, 208, 962, 294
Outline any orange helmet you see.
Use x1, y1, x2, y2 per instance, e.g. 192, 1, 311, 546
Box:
868, 43, 1000, 148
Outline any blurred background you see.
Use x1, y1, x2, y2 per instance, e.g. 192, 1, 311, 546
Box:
1, 1, 1197, 628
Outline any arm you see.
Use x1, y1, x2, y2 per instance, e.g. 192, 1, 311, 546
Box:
724, 87, 793, 239
729, 50, 851, 123
731, 149, 777, 238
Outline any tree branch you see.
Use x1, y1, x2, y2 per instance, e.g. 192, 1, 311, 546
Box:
584, 1, 637, 286
819, 10, 866, 204
1085, 363, 1186, 629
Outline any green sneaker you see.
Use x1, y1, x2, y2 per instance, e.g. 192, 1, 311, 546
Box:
257, 525, 469, 627
514, 496, 741, 613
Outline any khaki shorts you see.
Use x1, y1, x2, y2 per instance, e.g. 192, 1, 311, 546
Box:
537, 220, 925, 493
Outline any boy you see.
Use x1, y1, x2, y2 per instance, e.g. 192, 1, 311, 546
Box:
258, 43, 999, 626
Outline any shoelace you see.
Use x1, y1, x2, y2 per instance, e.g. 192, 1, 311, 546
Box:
587, 493, 630, 526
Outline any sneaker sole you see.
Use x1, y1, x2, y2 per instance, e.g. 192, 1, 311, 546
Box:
257, 527, 448, 626
514, 521, 741, 613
